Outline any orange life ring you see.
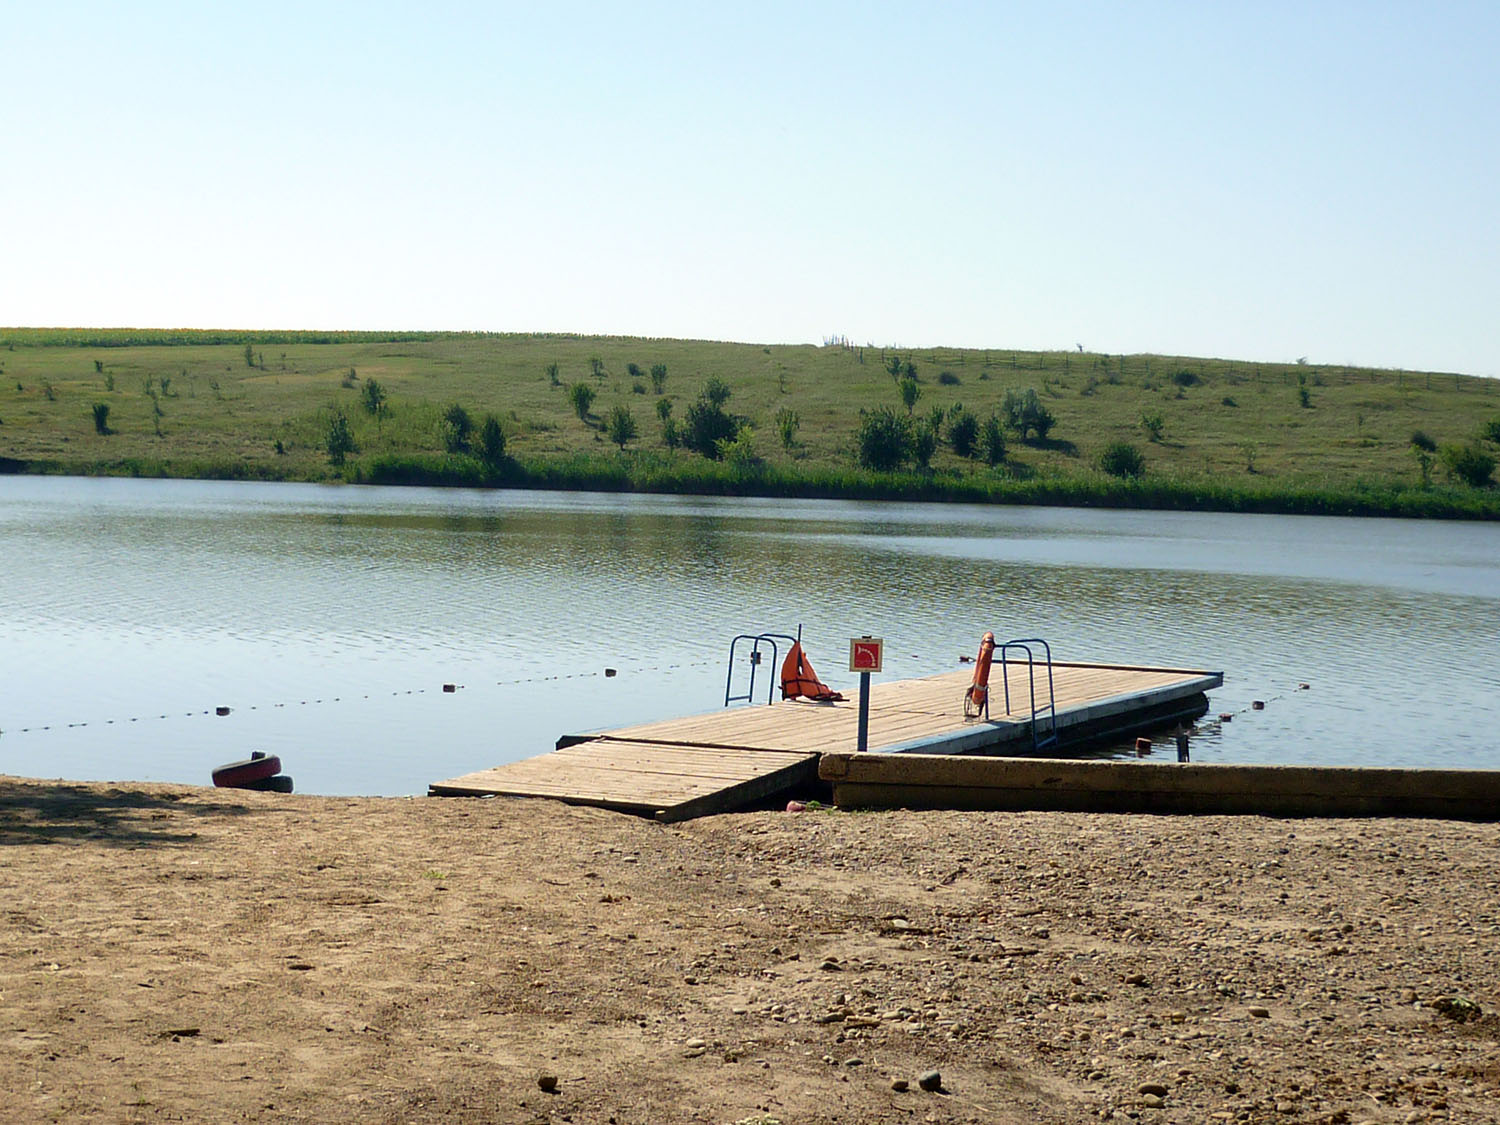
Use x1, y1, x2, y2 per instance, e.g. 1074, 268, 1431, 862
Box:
964, 632, 995, 718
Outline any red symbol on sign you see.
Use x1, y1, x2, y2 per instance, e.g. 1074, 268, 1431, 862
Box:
850, 638, 883, 672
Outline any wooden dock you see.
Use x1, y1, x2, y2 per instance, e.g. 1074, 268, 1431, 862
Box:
429, 660, 1222, 820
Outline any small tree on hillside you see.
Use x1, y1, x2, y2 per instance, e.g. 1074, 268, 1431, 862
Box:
1023, 390, 1055, 441
605, 404, 638, 450
927, 404, 946, 441
568, 382, 596, 421
441, 404, 474, 453
1003, 388, 1054, 442
980, 414, 1006, 465
948, 409, 979, 458
774, 407, 799, 450
701, 377, 731, 408
360, 377, 387, 420
649, 363, 668, 395
325, 408, 357, 466
898, 375, 921, 415
912, 421, 937, 468
478, 415, 506, 466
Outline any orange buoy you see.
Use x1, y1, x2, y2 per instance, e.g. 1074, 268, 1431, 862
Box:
963, 632, 996, 719
211, 752, 281, 788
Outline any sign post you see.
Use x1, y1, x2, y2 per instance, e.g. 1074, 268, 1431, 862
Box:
848, 636, 884, 753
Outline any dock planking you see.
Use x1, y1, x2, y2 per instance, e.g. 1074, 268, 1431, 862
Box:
429, 660, 1223, 820
428, 738, 819, 822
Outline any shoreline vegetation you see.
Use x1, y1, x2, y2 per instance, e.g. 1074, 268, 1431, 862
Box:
2, 328, 1497, 519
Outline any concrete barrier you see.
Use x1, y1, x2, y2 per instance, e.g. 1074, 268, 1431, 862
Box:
819, 753, 1500, 821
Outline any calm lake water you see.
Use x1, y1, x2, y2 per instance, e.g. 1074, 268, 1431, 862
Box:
2, 477, 1497, 795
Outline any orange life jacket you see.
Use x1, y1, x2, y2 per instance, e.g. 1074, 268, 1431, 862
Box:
779, 642, 845, 702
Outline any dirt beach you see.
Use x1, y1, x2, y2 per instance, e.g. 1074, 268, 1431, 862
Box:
1, 776, 1497, 1124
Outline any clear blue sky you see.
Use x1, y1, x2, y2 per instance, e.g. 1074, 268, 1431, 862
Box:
4, 2, 1497, 376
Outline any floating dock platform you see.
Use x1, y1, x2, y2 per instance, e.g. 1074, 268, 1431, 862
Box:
429, 660, 1221, 820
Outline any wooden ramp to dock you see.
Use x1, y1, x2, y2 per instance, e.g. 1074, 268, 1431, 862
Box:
428, 738, 819, 822
429, 660, 1222, 820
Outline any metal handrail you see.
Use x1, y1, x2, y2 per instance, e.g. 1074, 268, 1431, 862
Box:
724, 629, 800, 706
998, 637, 1059, 751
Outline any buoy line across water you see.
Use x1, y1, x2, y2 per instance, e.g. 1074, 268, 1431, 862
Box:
0, 658, 727, 739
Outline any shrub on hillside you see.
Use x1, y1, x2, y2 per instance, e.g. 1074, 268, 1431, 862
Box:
1440, 443, 1495, 488
980, 414, 1006, 466
478, 415, 506, 465
682, 398, 738, 459
567, 382, 596, 421
911, 422, 937, 468
855, 407, 912, 471
948, 410, 979, 458
441, 404, 474, 453
774, 407, 799, 450
1099, 441, 1146, 479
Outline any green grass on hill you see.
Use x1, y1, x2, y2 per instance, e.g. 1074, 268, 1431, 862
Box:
1, 328, 1497, 518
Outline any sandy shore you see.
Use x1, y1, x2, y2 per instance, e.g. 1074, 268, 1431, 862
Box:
2, 776, 1497, 1124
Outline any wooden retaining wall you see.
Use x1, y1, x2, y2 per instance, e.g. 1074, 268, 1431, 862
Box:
820, 753, 1500, 821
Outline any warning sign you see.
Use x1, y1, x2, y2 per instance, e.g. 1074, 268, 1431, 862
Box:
848, 636, 884, 673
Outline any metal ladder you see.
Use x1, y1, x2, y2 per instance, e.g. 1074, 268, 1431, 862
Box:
998, 637, 1059, 752
724, 627, 800, 706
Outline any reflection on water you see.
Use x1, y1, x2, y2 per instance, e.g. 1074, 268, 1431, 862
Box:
2, 477, 1497, 795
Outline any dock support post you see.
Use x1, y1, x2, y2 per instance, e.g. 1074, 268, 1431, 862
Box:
857, 672, 871, 752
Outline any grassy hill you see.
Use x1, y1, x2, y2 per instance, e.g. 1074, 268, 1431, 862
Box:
1, 328, 1497, 518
